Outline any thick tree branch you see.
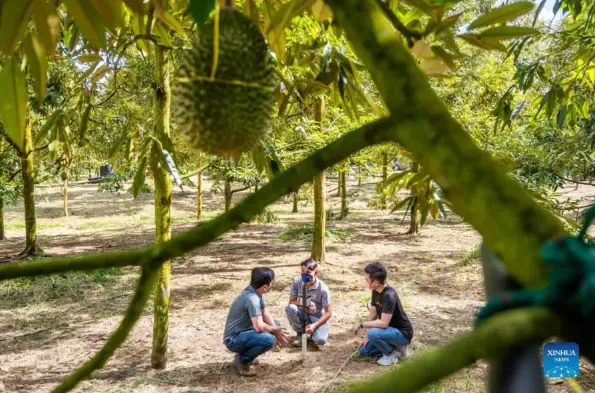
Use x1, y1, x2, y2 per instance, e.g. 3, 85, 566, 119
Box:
328, 0, 564, 290
51, 264, 160, 393
0, 118, 393, 281
327, 0, 594, 365
345, 308, 563, 393
230, 186, 250, 195
554, 173, 595, 186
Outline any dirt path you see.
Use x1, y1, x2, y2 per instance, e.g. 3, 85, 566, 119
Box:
0, 180, 593, 392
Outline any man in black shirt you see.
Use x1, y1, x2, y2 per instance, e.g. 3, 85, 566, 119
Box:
352, 263, 413, 366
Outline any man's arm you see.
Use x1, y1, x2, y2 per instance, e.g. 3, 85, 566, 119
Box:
262, 306, 276, 327
250, 314, 278, 333
305, 305, 333, 334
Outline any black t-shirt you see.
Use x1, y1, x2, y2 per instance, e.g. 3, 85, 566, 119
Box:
371, 285, 413, 343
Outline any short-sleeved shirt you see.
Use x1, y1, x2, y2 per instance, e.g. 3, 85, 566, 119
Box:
223, 285, 266, 341
289, 276, 331, 317
371, 285, 413, 343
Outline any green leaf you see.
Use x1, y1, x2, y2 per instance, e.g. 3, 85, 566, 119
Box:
401, 0, 435, 16
156, 10, 188, 39
0, 0, 35, 55
390, 196, 413, 214
23, 33, 47, 106
108, 131, 129, 158
123, 0, 145, 14
431, 46, 456, 70
251, 143, 267, 175
91, 64, 109, 84
435, 12, 462, 35
243, 0, 260, 26
459, 33, 507, 51
77, 53, 103, 62
266, 0, 315, 35
32, 0, 61, 54
533, 0, 547, 27
557, 105, 568, 128
479, 26, 540, 40
311, 0, 332, 22
132, 156, 148, 198
468, 2, 535, 30
0, 59, 27, 151
154, 22, 173, 47
34, 108, 61, 146
131, 14, 151, 56
190, 0, 216, 29
63, 0, 107, 49
91, 0, 125, 29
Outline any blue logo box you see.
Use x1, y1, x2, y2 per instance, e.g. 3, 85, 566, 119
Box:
543, 342, 579, 378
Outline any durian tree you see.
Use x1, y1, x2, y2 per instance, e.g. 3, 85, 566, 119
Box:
4, 1, 595, 393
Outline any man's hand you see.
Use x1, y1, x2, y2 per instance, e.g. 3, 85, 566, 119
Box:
305, 323, 318, 335
359, 336, 368, 349
309, 302, 317, 314
272, 326, 289, 347
351, 322, 362, 335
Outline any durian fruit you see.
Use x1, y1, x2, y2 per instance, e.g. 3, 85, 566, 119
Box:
173, 8, 277, 158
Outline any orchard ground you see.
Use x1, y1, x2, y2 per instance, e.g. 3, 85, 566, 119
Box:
1, 177, 594, 393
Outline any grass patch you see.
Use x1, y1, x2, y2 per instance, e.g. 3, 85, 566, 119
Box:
0, 267, 133, 308
457, 243, 481, 267
5, 221, 62, 230
75, 219, 122, 230
280, 224, 354, 242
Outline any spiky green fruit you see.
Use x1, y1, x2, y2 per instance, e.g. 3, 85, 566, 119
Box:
173, 8, 277, 158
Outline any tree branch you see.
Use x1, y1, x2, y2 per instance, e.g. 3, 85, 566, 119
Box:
50, 264, 160, 393
230, 186, 250, 195
344, 308, 563, 393
327, 0, 593, 364
0, 118, 394, 281
554, 173, 595, 186
180, 162, 213, 180
7, 169, 21, 182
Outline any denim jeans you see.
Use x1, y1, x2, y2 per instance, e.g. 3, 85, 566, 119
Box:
224, 320, 280, 364
285, 304, 329, 345
359, 327, 409, 357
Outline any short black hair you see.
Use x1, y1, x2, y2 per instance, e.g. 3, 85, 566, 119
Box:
301, 258, 318, 271
250, 267, 275, 288
364, 263, 387, 284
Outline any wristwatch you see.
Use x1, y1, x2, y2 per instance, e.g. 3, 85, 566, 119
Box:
359, 321, 364, 329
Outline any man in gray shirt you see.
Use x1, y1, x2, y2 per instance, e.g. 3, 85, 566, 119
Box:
223, 267, 289, 376
285, 258, 333, 348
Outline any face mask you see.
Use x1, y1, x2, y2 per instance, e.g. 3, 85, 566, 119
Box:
301, 273, 314, 283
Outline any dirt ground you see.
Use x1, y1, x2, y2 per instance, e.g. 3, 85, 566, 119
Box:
1, 177, 594, 393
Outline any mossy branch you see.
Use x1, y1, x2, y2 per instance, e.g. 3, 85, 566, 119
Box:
344, 308, 562, 393
327, 0, 563, 292
50, 265, 160, 393
0, 118, 393, 281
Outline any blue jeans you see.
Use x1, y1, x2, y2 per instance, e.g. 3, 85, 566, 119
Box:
224, 320, 280, 364
359, 327, 409, 357
285, 304, 329, 345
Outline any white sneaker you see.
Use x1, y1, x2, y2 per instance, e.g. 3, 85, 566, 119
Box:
396, 344, 409, 359
377, 350, 399, 366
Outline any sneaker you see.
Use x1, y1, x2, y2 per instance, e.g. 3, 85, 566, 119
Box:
248, 358, 260, 366
377, 351, 399, 366
396, 344, 409, 359
292, 334, 303, 347
233, 354, 257, 377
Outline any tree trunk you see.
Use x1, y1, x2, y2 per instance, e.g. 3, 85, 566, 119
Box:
197, 171, 203, 221
63, 177, 69, 217
340, 170, 347, 217
0, 197, 4, 241
357, 164, 362, 186
151, 47, 172, 370
381, 151, 388, 210
336, 173, 341, 196
406, 161, 420, 235
312, 97, 326, 262
197, 154, 203, 221
224, 176, 232, 212
292, 191, 299, 213
21, 113, 38, 255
